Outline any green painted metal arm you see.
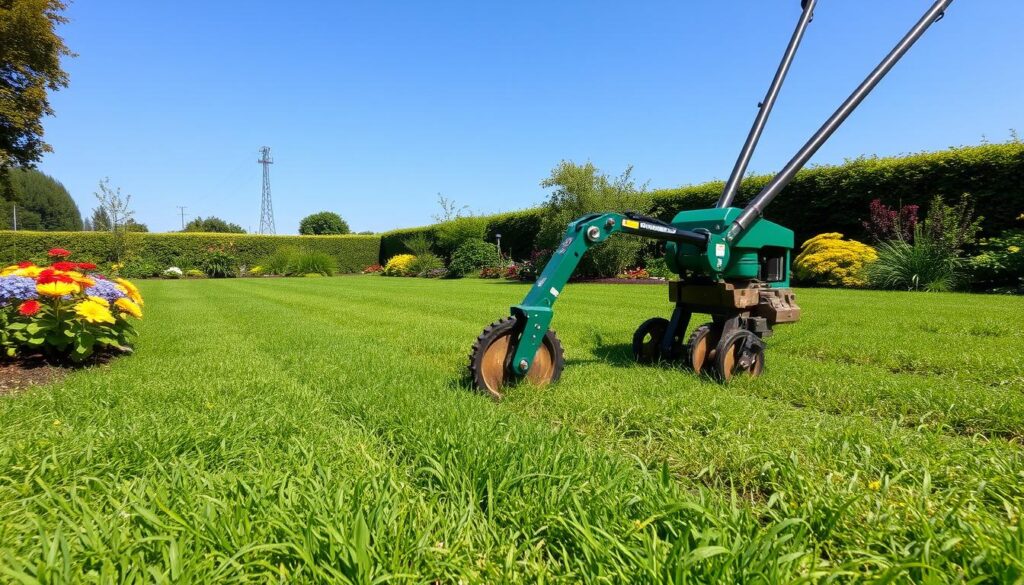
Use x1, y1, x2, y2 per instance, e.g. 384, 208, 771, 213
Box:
508, 212, 626, 375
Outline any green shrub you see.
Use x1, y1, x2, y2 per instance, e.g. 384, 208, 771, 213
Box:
185, 269, 205, 278
537, 161, 649, 278
448, 240, 501, 277
410, 252, 443, 276
969, 223, 1024, 293
867, 232, 962, 292
118, 258, 162, 280
264, 247, 300, 276
434, 216, 488, 258
202, 250, 239, 278
0, 232, 380, 275
643, 255, 675, 280
294, 251, 336, 276
382, 254, 417, 277
793, 233, 877, 287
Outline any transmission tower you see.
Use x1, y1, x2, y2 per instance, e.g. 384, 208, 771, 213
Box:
258, 146, 275, 235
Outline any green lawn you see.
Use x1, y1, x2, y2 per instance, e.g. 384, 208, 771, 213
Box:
1, 276, 1023, 582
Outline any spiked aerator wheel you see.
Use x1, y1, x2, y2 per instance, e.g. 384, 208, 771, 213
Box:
468, 317, 564, 400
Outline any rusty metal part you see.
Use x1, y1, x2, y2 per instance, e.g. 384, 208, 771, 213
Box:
687, 322, 721, 375
754, 288, 801, 325
715, 329, 765, 382
468, 317, 564, 400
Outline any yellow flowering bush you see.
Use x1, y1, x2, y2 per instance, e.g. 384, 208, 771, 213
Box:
382, 254, 417, 277
793, 233, 877, 288
1, 249, 143, 361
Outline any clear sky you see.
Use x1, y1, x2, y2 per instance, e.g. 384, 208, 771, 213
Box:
36, 0, 1024, 234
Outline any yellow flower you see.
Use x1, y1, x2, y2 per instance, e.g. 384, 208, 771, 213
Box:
74, 299, 116, 324
66, 271, 96, 288
1009, 246, 1021, 254
868, 480, 882, 491
87, 295, 110, 307
37, 281, 80, 297
14, 266, 42, 278
115, 278, 143, 305
0, 265, 18, 276
52, 419, 61, 427
115, 297, 143, 319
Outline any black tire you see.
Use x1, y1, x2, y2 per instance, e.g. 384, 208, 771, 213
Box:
713, 329, 765, 382
467, 317, 564, 400
632, 317, 671, 364
686, 322, 720, 375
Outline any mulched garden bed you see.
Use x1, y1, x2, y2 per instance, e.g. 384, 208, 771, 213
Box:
0, 356, 67, 396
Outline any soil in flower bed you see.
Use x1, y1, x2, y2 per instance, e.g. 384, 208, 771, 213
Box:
0, 356, 66, 396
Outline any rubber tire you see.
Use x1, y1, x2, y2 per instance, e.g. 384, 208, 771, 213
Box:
467, 317, 565, 400
714, 329, 765, 383
632, 317, 671, 364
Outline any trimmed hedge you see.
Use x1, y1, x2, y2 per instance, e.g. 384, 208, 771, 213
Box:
0, 231, 380, 274
378, 142, 1024, 262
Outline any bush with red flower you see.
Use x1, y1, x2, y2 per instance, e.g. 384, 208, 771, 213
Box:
0, 249, 144, 361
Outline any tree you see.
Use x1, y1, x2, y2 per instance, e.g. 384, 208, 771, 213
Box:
0, 168, 82, 230
299, 211, 350, 235
0, 0, 73, 174
124, 218, 148, 232
184, 216, 245, 233
90, 207, 111, 231
92, 178, 135, 261
537, 161, 649, 278
432, 193, 470, 223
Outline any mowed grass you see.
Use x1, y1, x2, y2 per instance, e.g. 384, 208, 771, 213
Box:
1, 276, 1022, 583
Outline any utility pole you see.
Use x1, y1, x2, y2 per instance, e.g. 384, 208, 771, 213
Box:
258, 146, 275, 235
11, 204, 16, 231
177, 206, 189, 230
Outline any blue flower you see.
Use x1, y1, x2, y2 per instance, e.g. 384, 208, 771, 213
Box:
0, 276, 38, 306
85, 279, 127, 303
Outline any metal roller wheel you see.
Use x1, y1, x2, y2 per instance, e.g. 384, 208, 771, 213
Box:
714, 329, 765, 382
468, 317, 564, 400
686, 322, 720, 375
632, 317, 670, 364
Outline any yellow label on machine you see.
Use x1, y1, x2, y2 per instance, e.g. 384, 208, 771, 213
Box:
622, 219, 639, 230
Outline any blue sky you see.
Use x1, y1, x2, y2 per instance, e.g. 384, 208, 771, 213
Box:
37, 1, 1024, 234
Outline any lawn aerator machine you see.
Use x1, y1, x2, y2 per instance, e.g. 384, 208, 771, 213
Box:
469, 0, 955, 398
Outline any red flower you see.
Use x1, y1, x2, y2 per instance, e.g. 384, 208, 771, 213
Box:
47, 248, 72, 257
17, 261, 34, 268
36, 268, 74, 284
76, 262, 97, 270
51, 261, 76, 271
18, 300, 41, 316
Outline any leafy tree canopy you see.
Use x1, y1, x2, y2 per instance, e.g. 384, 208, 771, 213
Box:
184, 216, 245, 233
299, 211, 350, 235
0, 0, 72, 173
0, 167, 82, 230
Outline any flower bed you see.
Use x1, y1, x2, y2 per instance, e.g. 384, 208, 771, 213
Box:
1, 249, 144, 362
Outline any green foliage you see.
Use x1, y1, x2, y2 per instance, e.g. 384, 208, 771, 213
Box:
920, 193, 983, 255
538, 161, 649, 278
201, 248, 239, 278
867, 229, 962, 292
0, 0, 71, 171
184, 216, 245, 233
0, 231, 381, 275
409, 252, 444, 276
299, 211, 350, 235
0, 168, 82, 230
793, 233, 878, 288
434, 216, 488, 258
643, 255, 675, 279
403, 233, 433, 258
447, 240, 501, 277
264, 246, 300, 276
382, 143, 1024, 268
294, 251, 336, 276
969, 225, 1024, 293
117, 258, 161, 280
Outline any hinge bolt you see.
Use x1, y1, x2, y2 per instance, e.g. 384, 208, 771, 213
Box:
519, 359, 529, 372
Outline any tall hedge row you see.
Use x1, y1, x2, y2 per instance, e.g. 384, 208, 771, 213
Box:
378, 142, 1024, 262
0, 231, 381, 273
